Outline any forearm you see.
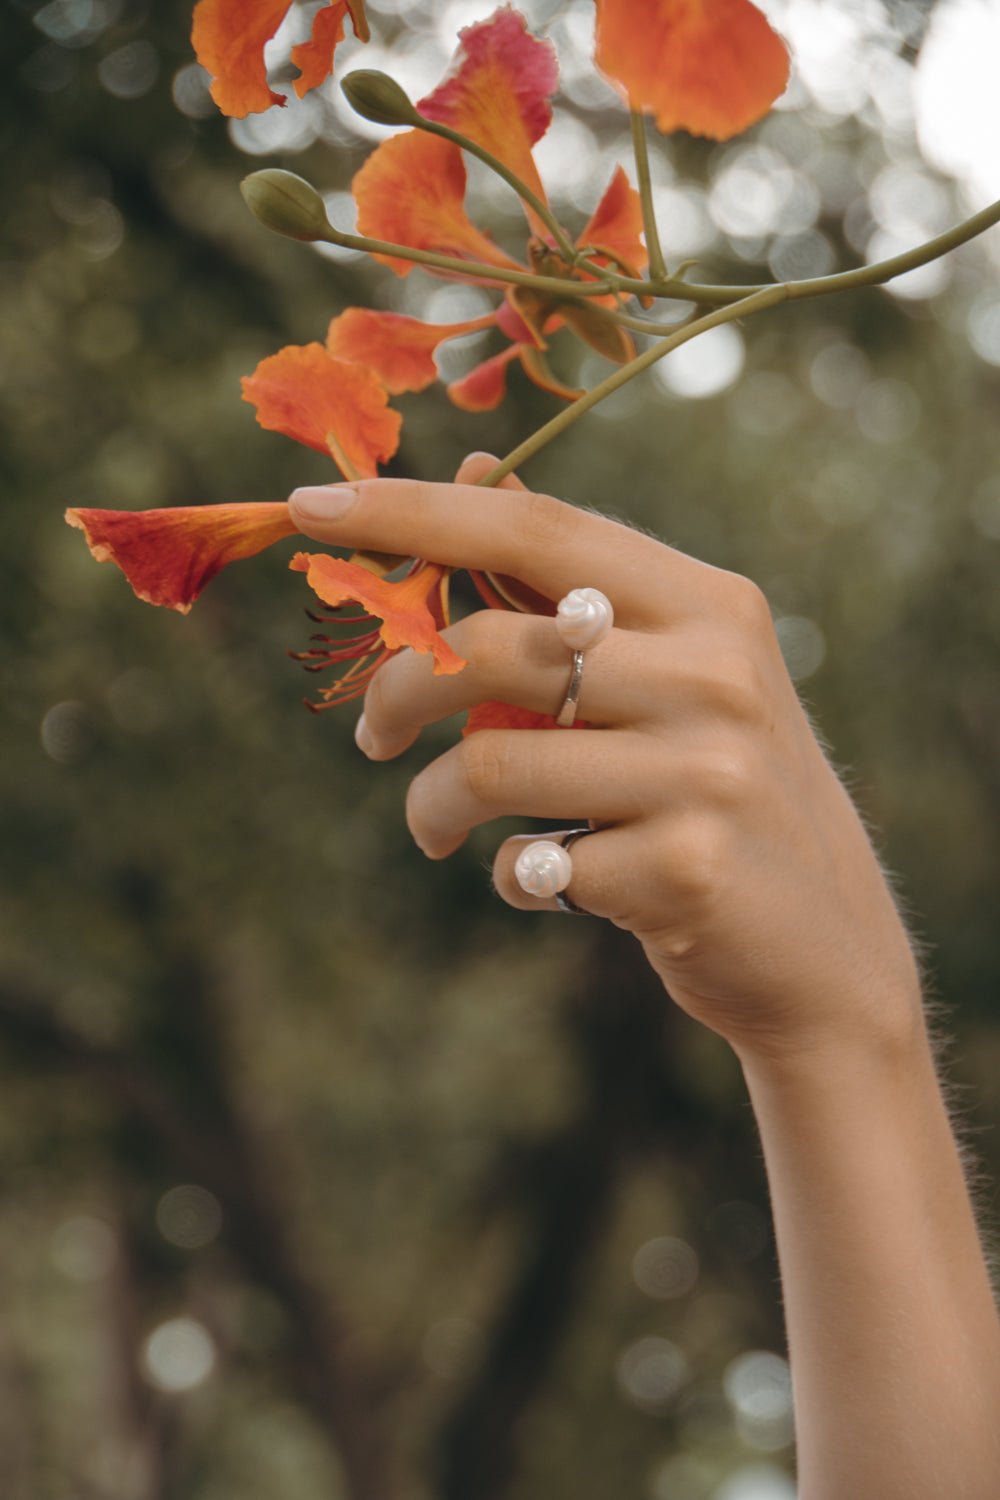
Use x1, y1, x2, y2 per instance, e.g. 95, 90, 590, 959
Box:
739, 1001, 1000, 1500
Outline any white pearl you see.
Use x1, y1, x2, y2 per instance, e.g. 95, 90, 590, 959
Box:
514, 840, 573, 898
555, 588, 614, 650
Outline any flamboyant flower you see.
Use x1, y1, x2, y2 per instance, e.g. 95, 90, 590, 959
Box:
289, 554, 465, 707
64, 347, 465, 706
66, 499, 468, 706
241, 342, 401, 479
350, 8, 646, 411
594, 0, 790, 140
192, 0, 370, 118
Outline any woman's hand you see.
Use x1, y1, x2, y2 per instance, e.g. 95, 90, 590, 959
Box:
288, 454, 922, 1065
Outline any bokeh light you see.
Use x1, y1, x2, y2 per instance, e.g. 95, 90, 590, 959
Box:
156, 1184, 223, 1250
142, 1318, 217, 1393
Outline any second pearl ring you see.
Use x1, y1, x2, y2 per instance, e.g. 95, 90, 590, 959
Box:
554, 587, 614, 728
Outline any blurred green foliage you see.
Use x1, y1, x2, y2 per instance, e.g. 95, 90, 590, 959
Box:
2, 2, 999, 1498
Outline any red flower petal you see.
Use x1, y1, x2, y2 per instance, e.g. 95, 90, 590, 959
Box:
594, 0, 790, 141
241, 343, 401, 479
353, 131, 522, 279
65, 503, 297, 613
289, 555, 466, 674
418, 7, 558, 234
447, 345, 521, 411
326, 308, 495, 394
192, 0, 367, 118
463, 700, 586, 734
578, 165, 647, 273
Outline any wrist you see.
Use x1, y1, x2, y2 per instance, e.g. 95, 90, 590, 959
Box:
731, 977, 929, 1093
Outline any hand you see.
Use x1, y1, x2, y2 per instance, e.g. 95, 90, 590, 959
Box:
288, 454, 923, 1063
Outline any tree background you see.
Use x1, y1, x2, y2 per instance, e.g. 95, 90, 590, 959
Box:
2, 1, 999, 1497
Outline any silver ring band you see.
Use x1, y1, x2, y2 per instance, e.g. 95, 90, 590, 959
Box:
555, 827, 597, 915
555, 649, 585, 728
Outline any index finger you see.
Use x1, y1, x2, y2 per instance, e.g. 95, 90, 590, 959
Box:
287, 464, 711, 625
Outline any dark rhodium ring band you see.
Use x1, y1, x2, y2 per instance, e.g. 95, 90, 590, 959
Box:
555, 827, 598, 915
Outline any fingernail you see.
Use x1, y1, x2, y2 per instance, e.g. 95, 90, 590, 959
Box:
289, 484, 358, 521
354, 712, 374, 756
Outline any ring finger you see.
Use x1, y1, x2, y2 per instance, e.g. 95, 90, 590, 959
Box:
492, 825, 650, 927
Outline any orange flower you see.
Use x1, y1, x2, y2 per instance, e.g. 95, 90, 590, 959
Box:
65, 503, 298, 613
325, 308, 496, 394
353, 131, 523, 280
594, 0, 790, 140
241, 343, 401, 479
289, 555, 465, 706
345, 9, 651, 412
346, 157, 643, 412
191, 0, 369, 118
417, 7, 558, 238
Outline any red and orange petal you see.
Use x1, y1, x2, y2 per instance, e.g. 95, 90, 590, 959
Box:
517, 345, 585, 403
496, 289, 551, 348
353, 131, 522, 279
447, 345, 521, 411
594, 0, 790, 141
463, 700, 586, 734
326, 308, 495, 395
65, 503, 297, 613
289, 554, 466, 675
578, 166, 647, 273
417, 7, 557, 234
192, 0, 367, 118
241, 343, 400, 479
290, 2, 349, 99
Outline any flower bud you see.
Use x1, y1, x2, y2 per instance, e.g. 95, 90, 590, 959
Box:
341, 70, 418, 127
240, 169, 332, 242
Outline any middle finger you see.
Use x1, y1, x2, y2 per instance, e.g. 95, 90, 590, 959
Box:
406, 727, 649, 858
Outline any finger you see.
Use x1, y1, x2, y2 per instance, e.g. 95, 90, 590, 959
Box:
406, 729, 649, 858
492, 827, 649, 926
288, 474, 712, 628
361, 611, 641, 759
453, 450, 527, 490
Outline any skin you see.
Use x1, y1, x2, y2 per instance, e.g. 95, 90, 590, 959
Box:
289, 453, 1000, 1499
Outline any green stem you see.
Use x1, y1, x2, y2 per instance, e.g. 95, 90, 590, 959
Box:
476, 285, 789, 486
414, 116, 581, 267
619, 196, 1000, 306
630, 111, 668, 282
324, 197, 1000, 312
318, 225, 623, 298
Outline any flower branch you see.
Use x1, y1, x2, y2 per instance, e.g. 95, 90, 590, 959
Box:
629, 111, 668, 282
476, 284, 790, 486
341, 71, 582, 267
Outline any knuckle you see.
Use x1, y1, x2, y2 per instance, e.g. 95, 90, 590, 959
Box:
704, 649, 768, 724
451, 608, 509, 666
458, 731, 516, 805
363, 660, 395, 732
656, 815, 730, 908
690, 749, 754, 811
449, 611, 524, 693
513, 489, 581, 555
720, 573, 774, 635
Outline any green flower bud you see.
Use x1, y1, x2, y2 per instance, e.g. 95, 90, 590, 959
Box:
341, 70, 418, 127
240, 169, 332, 243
